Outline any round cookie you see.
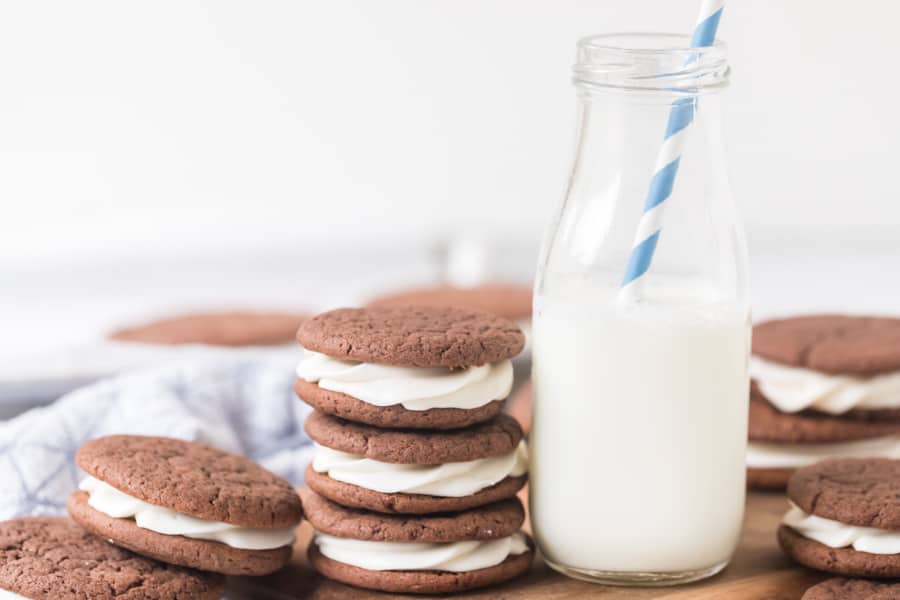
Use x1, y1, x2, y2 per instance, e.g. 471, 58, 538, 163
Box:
778, 526, 900, 579
308, 542, 534, 594
304, 463, 527, 514
304, 491, 534, 594
787, 458, 900, 529
749, 391, 900, 443
753, 315, 900, 375
294, 378, 505, 430
296, 306, 525, 368
110, 310, 308, 346
0, 517, 224, 600
305, 411, 523, 464
746, 466, 793, 491
303, 491, 525, 541
72, 435, 303, 575
367, 284, 532, 321
506, 380, 532, 434
803, 578, 900, 600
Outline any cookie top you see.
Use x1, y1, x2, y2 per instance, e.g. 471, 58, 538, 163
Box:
303, 491, 524, 542
753, 315, 900, 375
305, 411, 523, 464
749, 388, 900, 443
109, 311, 307, 346
788, 458, 900, 529
77, 435, 303, 528
296, 306, 525, 368
803, 578, 900, 600
367, 284, 532, 321
0, 517, 223, 600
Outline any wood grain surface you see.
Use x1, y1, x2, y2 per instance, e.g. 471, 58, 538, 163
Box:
226, 490, 826, 599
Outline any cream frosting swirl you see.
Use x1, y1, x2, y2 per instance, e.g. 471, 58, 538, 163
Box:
0, 590, 27, 600
314, 532, 529, 572
79, 477, 296, 550
783, 503, 900, 554
746, 436, 900, 469
312, 441, 528, 497
296, 350, 513, 411
751, 356, 900, 414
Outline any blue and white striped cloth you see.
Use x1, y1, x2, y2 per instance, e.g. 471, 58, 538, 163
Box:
0, 355, 314, 520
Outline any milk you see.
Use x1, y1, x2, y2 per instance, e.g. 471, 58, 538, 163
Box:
530, 279, 749, 576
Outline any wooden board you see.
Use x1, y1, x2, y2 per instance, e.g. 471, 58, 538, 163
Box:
229, 491, 827, 600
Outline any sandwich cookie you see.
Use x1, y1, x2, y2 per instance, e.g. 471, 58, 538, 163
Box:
295, 306, 524, 430
304, 411, 527, 514
802, 578, 900, 600
110, 310, 308, 346
778, 458, 900, 578
748, 316, 900, 489
0, 517, 223, 600
304, 491, 534, 594
68, 435, 303, 576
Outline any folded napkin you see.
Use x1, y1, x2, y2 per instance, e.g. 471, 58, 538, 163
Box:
0, 355, 313, 520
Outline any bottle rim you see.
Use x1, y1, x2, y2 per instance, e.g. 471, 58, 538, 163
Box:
574, 32, 729, 94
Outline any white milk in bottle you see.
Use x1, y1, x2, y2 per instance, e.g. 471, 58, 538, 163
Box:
530, 33, 748, 585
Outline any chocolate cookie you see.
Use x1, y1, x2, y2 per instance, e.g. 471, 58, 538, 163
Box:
305, 411, 523, 464
0, 517, 223, 600
367, 284, 532, 321
71, 435, 303, 575
304, 491, 534, 594
754, 315, 900, 375
304, 463, 527, 514
303, 491, 525, 541
308, 542, 534, 594
746, 466, 793, 491
296, 306, 525, 368
294, 378, 504, 430
778, 526, 900, 579
749, 390, 900, 443
802, 577, 900, 600
110, 310, 307, 346
787, 458, 900, 529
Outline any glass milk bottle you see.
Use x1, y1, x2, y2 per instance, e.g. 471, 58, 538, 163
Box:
530, 34, 750, 586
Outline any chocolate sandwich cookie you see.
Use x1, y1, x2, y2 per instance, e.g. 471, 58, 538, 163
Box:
802, 578, 900, 600
367, 283, 532, 322
68, 435, 303, 576
748, 315, 900, 490
304, 411, 527, 514
295, 306, 524, 429
778, 458, 900, 578
304, 491, 534, 594
0, 517, 223, 600
110, 310, 307, 346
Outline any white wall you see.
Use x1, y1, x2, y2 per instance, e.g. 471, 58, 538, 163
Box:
2, 0, 898, 271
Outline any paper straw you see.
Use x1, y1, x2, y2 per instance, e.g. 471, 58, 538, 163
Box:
619, 0, 725, 300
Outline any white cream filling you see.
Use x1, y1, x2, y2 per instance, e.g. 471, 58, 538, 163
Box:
746, 436, 900, 469
783, 502, 900, 554
312, 441, 528, 497
751, 356, 900, 415
296, 350, 513, 411
0, 590, 28, 600
314, 531, 528, 572
79, 477, 296, 550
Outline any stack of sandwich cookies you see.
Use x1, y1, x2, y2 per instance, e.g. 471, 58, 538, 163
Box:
747, 315, 900, 489
295, 306, 533, 592
68, 435, 303, 576
778, 458, 900, 579
0, 517, 224, 600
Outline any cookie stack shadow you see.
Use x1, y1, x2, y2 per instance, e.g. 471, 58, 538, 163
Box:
294, 305, 535, 594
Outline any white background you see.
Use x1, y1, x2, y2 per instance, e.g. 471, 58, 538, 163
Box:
1, 0, 899, 358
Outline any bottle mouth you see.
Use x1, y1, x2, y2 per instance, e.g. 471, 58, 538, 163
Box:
574, 33, 729, 94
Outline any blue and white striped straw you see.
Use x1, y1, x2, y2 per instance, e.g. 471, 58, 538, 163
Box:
619, 0, 725, 299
